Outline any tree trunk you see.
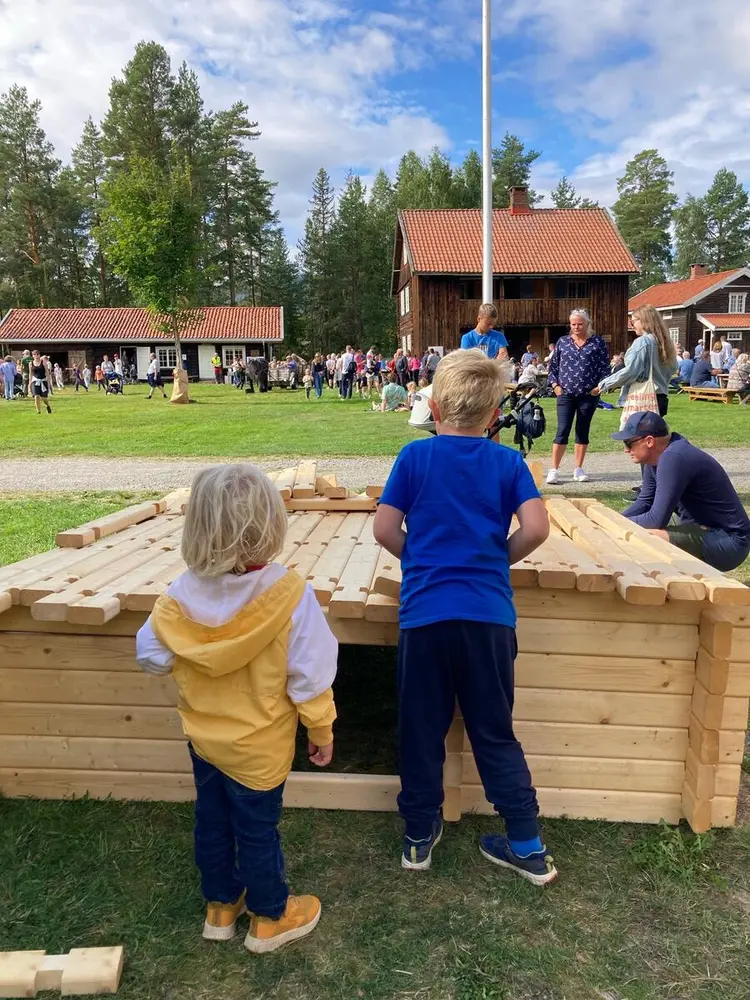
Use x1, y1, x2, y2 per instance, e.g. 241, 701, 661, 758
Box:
170, 315, 189, 404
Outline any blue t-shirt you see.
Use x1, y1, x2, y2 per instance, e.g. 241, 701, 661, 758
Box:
379, 436, 540, 629
678, 357, 694, 381
460, 328, 508, 358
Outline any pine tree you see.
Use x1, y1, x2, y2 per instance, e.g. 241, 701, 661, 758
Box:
235, 153, 275, 304
262, 226, 302, 351
72, 117, 110, 303
613, 149, 677, 292
102, 41, 175, 170
0, 84, 60, 306
46, 167, 90, 307
550, 176, 599, 209
673, 194, 709, 279
492, 133, 541, 207
366, 169, 398, 352
701, 169, 750, 272
297, 168, 336, 353
425, 148, 454, 208
331, 172, 369, 345
395, 151, 431, 209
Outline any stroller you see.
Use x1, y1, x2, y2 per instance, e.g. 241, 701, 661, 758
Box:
13, 372, 24, 398
104, 370, 124, 395
409, 383, 546, 457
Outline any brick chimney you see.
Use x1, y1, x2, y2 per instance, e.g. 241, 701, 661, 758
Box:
509, 185, 531, 215
690, 263, 709, 279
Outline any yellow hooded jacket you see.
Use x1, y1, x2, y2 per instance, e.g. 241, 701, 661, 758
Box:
150, 568, 336, 791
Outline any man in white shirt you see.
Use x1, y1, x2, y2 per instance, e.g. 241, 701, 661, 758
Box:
340, 345, 354, 399
146, 353, 167, 399
720, 337, 734, 370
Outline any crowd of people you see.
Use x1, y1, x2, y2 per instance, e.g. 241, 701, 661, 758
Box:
0, 349, 145, 409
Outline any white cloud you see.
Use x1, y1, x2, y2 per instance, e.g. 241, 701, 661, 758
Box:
495, 0, 750, 207
0, 0, 449, 241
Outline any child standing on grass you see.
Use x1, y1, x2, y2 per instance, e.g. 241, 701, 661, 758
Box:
136, 464, 338, 952
303, 367, 313, 399
373, 348, 557, 885
94, 365, 104, 391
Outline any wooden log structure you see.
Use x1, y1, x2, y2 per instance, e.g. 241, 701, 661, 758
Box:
0, 469, 748, 833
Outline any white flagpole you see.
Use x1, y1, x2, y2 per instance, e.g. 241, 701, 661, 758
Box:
481, 0, 493, 305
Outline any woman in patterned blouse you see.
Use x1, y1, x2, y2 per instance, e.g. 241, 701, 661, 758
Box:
546, 309, 611, 484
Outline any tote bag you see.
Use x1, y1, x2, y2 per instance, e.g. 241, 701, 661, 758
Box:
619, 341, 658, 430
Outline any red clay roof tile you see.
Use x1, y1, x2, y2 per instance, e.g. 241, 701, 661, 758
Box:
401, 208, 638, 275
0, 306, 283, 343
697, 313, 750, 329
628, 270, 742, 311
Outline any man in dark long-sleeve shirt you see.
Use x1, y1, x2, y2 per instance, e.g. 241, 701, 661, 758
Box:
612, 411, 750, 572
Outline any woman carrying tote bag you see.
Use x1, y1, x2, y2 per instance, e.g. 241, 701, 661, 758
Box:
598, 305, 678, 425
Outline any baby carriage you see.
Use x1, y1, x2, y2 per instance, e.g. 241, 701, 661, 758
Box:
104, 370, 124, 394
13, 372, 24, 398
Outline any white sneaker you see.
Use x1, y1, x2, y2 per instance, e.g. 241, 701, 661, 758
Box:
545, 468, 560, 485
573, 468, 589, 482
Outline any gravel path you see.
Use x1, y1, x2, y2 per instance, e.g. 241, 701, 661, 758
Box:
2, 449, 750, 494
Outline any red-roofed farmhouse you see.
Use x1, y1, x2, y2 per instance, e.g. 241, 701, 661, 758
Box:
392, 186, 638, 358
628, 265, 750, 354
0, 305, 284, 380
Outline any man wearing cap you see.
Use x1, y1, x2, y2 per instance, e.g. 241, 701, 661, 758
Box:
612, 412, 750, 572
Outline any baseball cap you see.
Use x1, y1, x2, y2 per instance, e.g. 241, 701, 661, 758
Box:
610, 411, 669, 441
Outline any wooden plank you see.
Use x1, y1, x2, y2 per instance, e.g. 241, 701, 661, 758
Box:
0, 950, 47, 997
732, 627, 750, 662
681, 785, 712, 833
315, 475, 348, 499
530, 538, 577, 590
365, 485, 383, 498
509, 560, 539, 588
515, 652, 695, 695
513, 590, 702, 626
291, 460, 317, 498
0, 702, 182, 740
123, 554, 185, 611
465, 720, 688, 760
0, 735, 190, 773
715, 763, 742, 799
0, 592, 12, 615
60, 946, 124, 996
700, 608, 736, 659
56, 500, 165, 546
516, 618, 698, 659
277, 512, 325, 565
285, 496, 377, 512
711, 796, 738, 828
462, 753, 684, 793
685, 747, 716, 800
545, 498, 667, 605
157, 488, 191, 514
65, 546, 185, 625
695, 645, 731, 695
328, 544, 381, 619
0, 633, 137, 671
547, 526, 616, 592
325, 614, 398, 647
513, 688, 691, 728
463, 786, 682, 825
308, 534, 359, 606
688, 714, 745, 764
364, 592, 399, 623
371, 547, 402, 599
274, 466, 297, 500
0, 606, 147, 636
356, 514, 377, 545
691, 683, 748, 731
0, 668, 177, 707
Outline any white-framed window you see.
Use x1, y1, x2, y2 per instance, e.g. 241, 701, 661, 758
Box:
726, 331, 745, 342
400, 285, 411, 316
157, 347, 177, 370
728, 292, 747, 313
668, 328, 680, 345
223, 346, 244, 366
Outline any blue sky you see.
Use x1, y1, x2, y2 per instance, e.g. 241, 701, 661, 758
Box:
3, 0, 750, 241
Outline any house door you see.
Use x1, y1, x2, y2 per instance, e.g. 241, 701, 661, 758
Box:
136, 347, 151, 380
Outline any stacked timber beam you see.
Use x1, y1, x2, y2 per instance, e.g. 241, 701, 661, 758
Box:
0, 464, 748, 832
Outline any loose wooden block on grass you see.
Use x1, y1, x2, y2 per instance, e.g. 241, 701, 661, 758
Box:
0, 946, 123, 998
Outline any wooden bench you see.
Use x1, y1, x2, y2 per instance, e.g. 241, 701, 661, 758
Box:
685, 386, 736, 404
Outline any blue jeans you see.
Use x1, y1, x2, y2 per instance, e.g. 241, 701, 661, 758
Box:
397, 621, 540, 842
313, 372, 323, 397
189, 745, 288, 918
340, 372, 353, 398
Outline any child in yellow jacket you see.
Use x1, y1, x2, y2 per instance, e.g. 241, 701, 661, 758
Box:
136, 464, 337, 953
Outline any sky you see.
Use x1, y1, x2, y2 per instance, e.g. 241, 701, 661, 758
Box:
2, 0, 750, 243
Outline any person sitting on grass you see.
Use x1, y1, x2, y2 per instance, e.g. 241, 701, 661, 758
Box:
613, 411, 750, 572
136, 464, 337, 953
375, 372, 409, 412
373, 348, 557, 885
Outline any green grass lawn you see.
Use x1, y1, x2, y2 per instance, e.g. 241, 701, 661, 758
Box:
3, 383, 749, 458
2, 494, 749, 999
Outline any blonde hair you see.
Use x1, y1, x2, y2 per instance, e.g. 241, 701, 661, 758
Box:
182, 464, 287, 577
477, 302, 498, 321
631, 304, 677, 366
406, 381, 416, 392
432, 348, 511, 428
712, 339, 722, 352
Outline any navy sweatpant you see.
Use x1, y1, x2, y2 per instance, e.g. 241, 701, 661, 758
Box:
397, 620, 540, 841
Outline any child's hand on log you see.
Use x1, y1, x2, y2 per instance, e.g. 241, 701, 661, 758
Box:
308, 740, 334, 767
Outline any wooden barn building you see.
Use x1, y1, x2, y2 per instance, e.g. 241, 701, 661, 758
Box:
0, 305, 284, 380
392, 186, 638, 359
628, 265, 750, 354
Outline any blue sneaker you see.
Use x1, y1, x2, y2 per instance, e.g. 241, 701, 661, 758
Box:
401, 819, 443, 871
479, 834, 557, 886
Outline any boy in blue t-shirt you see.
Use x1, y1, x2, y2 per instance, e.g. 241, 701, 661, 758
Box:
374, 348, 557, 886
459, 303, 509, 360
